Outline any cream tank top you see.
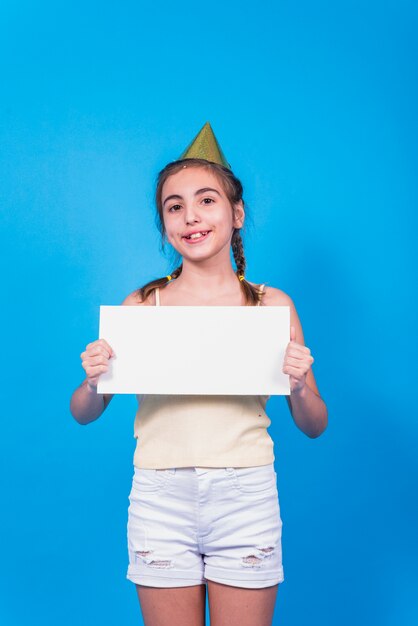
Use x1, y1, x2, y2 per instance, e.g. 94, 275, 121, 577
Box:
132, 285, 275, 469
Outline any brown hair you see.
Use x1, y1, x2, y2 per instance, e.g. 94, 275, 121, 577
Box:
135, 157, 264, 305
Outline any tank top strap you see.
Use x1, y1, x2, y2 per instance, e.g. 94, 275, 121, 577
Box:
257, 284, 265, 306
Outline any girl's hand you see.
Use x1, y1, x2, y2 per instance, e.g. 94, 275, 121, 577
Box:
80, 338, 115, 389
282, 325, 314, 393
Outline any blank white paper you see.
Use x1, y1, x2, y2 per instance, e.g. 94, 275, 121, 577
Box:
97, 305, 290, 395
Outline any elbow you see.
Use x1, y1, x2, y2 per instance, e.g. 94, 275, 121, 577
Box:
69, 409, 88, 426
307, 428, 325, 439
69, 400, 82, 425
69, 401, 95, 426
73, 416, 89, 426
308, 412, 328, 438
71, 413, 97, 426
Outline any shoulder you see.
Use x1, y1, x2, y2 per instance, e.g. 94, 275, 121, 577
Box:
255, 284, 294, 307
258, 285, 302, 337
261, 284, 308, 348
120, 289, 155, 306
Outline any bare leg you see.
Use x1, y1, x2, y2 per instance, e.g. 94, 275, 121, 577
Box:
136, 583, 207, 626
207, 580, 278, 626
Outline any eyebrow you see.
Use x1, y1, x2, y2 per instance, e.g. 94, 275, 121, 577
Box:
163, 187, 222, 207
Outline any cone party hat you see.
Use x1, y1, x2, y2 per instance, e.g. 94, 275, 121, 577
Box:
178, 121, 231, 169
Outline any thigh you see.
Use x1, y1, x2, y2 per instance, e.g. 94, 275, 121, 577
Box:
126, 467, 206, 587
202, 464, 284, 589
207, 580, 278, 626
136, 583, 207, 626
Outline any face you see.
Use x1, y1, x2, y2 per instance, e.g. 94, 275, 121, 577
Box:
161, 166, 244, 261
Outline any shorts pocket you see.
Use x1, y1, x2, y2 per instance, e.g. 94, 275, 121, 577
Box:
130, 468, 172, 495
232, 464, 277, 494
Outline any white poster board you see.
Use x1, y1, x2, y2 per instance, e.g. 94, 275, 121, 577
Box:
97, 305, 290, 395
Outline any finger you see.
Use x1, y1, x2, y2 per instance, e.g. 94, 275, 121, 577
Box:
290, 325, 296, 342
283, 361, 306, 373
89, 345, 111, 359
285, 355, 314, 368
286, 341, 310, 353
85, 345, 112, 360
99, 338, 115, 357
286, 347, 312, 360
85, 364, 109, 377
285, 348, 305, 361
282, 364, 307, 377
86, 339, 115, 358
83, 355, 110, 367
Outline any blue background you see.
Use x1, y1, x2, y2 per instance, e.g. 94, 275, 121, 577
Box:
1, 1, 417, 624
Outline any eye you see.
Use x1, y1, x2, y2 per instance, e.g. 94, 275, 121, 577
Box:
168, 204, 182, 212
202, 197, 215, 205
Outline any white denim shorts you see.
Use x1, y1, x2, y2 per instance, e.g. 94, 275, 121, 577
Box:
126, 463, 284, 589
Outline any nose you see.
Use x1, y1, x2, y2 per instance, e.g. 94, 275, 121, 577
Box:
184, 204, 200, 225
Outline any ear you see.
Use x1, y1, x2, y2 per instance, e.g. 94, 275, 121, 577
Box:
233, 199, 245, 229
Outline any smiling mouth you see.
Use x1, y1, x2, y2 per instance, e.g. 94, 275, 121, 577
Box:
182, 231, 211, 243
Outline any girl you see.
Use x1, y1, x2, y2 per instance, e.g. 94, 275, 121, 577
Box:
70, 123, 328, 626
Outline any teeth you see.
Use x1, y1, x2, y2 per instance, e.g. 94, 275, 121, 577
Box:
186, 231, 208, 239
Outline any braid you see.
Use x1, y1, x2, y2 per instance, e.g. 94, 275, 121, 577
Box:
231, 229, 264, 305
135, 263, 183, 303
170, 265, 183, 280
231, 229, 246, 277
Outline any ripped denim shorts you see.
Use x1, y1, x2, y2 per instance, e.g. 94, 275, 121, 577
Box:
126, 463, 284, 589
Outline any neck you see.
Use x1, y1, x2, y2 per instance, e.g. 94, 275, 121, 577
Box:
173, 259, 240, 296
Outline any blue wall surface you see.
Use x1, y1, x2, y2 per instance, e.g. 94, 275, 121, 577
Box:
1, 1, 417, 625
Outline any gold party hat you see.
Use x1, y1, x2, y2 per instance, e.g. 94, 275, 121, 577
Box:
178, 121, 231, 169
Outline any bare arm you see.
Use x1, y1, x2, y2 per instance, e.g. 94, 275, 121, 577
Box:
284, 294, 328, 437
70, 378, 114, 425
69, 290, 144, 425
286, 383, 328, 438
69, 338, 115, 425
265, 287, 328, 438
